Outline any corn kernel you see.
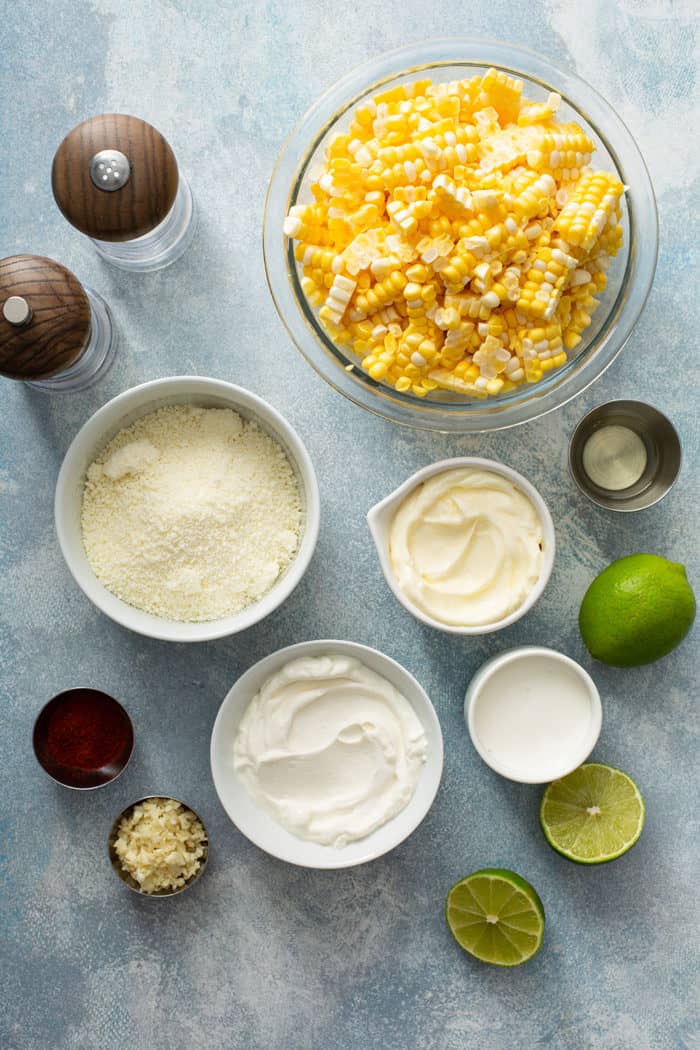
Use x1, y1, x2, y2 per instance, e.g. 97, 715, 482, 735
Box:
285, 71, 624, 400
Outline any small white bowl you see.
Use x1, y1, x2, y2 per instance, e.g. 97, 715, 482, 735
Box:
210, 639, 443, 869
55, 376, 320, 642
367, 457, 555, 636
465, 646, 602, 783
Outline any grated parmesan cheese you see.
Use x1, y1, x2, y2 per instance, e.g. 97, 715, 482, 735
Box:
113, 797, 207, 894
81, 405, 302, 622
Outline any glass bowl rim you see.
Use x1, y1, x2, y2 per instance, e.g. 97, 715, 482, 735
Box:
263, 37, 658, 433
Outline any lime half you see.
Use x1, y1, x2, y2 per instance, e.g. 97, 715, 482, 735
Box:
540, 763, 645, 864
445, 868, 545, 966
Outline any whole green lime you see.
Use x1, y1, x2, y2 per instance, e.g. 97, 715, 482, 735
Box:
579, 554, 695, 666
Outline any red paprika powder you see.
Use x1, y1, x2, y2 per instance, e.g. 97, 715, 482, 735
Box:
34, 688, 133, 788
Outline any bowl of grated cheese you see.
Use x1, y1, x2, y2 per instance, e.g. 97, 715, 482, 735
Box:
263, 39, 658, 432
55, 376, 320, 642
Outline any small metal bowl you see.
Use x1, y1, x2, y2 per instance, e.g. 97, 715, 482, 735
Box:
108, 795, 209, 897
569, 400, 681, 512
33, 688, 134, 790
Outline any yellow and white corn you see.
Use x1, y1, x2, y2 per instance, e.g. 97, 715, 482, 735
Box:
283, 69, 626, 399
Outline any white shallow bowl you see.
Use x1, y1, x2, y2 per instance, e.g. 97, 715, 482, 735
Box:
210, 639, 444, 868
54, 376, 320, 642
465, 646, 602, 783
367, 457, 555, 636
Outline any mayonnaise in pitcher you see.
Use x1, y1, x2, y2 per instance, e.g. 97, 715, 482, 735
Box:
389, 468, 544, 627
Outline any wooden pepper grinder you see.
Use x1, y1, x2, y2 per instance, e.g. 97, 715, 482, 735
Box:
51, 114, 196, 272
0, 255, 116, 390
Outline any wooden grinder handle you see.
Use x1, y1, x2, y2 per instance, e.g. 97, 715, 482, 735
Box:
52, 114, 179, 242
0, 256, 91, 380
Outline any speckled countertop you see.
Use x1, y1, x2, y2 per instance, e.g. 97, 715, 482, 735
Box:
1, 3, 698, 1048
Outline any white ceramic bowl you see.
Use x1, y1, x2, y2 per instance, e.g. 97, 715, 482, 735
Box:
54, 376, 320, 642
367, 458, 555, 636
465, 646, 603, 783
210, 639, 444, 868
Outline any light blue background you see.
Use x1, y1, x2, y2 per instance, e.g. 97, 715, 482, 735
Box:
1, 2, 698, 1048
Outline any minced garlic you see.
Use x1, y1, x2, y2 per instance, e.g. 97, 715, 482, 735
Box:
113, 797, 207, 893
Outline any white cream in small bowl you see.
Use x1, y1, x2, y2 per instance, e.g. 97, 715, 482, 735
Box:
465, 647, 603, 783
234, 654, 427, 848
210, 640, 443, 869
367, 458, 555, 636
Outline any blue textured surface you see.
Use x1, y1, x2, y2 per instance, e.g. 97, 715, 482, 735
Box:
1, 3, 698, 1048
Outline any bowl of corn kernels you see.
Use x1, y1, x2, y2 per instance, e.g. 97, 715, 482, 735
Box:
263, 39, 658, 433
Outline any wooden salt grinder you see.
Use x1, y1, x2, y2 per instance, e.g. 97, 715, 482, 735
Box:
52, 114, 195, 271
0, 255, 115, 390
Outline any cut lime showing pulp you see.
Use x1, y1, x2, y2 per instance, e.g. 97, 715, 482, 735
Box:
540, 762, 644, 864
445, 868, 545, 967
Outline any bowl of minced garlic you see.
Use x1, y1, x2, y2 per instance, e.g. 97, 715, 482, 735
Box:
55, 377, 320, 642
109, 796, 208, 896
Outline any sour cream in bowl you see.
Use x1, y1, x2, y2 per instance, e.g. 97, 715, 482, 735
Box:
465, 647, 602, 783
210, 641, 443, 869
368, 458, 555, 636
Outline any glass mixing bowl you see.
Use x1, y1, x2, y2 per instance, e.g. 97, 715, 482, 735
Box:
263, 39, 658, 433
